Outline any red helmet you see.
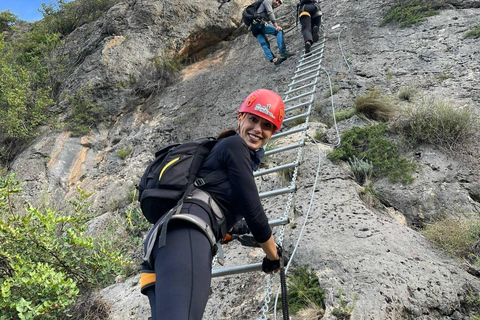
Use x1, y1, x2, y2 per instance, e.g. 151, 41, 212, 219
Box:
238, 89, 285, 132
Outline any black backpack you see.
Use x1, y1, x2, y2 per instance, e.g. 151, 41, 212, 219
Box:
137, 137, 227, 224
242, 0, 264, 26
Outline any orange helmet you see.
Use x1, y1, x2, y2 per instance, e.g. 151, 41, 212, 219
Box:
238, 89, 285, 132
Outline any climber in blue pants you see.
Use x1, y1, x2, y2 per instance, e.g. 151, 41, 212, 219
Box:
255, 24, 287, 61
251, 0, 294, 66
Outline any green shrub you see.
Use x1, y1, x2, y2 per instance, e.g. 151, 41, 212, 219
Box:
396, 97, 479, 151
334, 108, 356, 122
280, 266, 325, 314
117, 146, 132, 160
359, 181, 381, 208
328, 124, 416, 183
67, 87, 105, 136
0, 10, 18, 32
0, 173, 132, 319
332, 289, 357, 320
398, 85, 417, 102
325, 86, 340, 98
422, 216, 480, 260
151, 53, 186, 74
348, 156, 373, 185
314, 129, 325, 142
39, 0, 122, 36
0, 36, 53, 141
464, 23, 480, 39
380, 0, 444, 28
354, 89, 397, 122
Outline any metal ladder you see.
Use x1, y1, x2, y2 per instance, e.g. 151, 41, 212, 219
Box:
212, 28, 326, 279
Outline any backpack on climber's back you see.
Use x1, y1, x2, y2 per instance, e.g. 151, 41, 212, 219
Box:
242, 0, 264, 26
137, 137, 227, 224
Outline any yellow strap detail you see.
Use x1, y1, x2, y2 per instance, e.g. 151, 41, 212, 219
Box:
159, 157, 180, 181
299, 11, 311, 18
140, 272, 156, 289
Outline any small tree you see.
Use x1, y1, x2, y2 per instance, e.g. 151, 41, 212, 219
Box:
0, 10, 17, 32
0, 173, 132, 319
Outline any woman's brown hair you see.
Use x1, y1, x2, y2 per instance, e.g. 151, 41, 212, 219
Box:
216, 129, 236, 139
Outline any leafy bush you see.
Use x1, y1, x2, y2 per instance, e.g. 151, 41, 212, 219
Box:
328, 124, 416, 183
0, 35, 55, 163
422, 216, 480, 261
0, 10, 17, 32
67, 87, 105, 136
354, 89, 397, 122
396, 97, 479, 151
40, 0, 123, 36
0, 173, 132, 320
464, 23, 480, 39
380, 0, 445, 28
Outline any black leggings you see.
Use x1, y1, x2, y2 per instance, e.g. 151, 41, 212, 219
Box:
299, 3, 321, 43
145, 203, 214, 320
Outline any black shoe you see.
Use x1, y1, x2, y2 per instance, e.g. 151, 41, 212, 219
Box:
274, 56, 287, 66
312, 25, 319, 43
280, 51, 294, 58
305, 41, 311, 54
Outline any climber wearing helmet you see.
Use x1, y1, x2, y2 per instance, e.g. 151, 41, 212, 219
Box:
141, 89, 285, 320
251, 0, 294, 66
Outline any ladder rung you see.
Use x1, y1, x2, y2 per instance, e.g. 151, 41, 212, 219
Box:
291, 68, 321, 81
298, 52, 324, 67
212, 263, 262, 278
288, 73, 320, 87
283, 112, 308, 124
211, 217, 290, 278
265, 141, 304, 156
296, 60, 322, 73
254, 161, 298, 177
259, 185, 295, 199
284, 79, 317, 95
271, 126, 308, 140
269, 217, 290, 228
285, 100, 313, 112
284, 89, 316, 103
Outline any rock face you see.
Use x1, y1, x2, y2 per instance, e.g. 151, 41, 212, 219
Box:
8, 0, 480, 319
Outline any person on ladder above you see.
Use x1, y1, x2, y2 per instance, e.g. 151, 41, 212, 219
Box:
298, 0, 322, 53
140, 89, 286, 320
251, 0, 294, 66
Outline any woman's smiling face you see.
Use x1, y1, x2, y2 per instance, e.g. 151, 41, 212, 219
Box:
238, 113, 274, 150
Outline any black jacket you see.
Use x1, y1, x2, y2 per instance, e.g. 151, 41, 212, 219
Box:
198, 134, 272, 243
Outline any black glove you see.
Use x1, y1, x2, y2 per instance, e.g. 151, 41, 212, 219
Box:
262, 246, 287, 273
262, 256, 280, 273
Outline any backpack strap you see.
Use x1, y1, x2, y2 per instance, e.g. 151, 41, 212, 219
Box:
193, 169, 228, 187
157, 203, 183, 249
